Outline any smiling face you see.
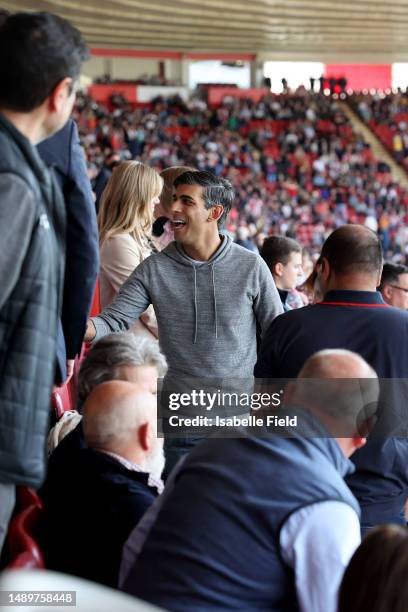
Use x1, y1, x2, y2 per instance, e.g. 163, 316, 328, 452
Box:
170, 183, 221, 247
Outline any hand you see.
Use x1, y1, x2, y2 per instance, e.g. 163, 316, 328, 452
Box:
55, 359, 75, 388
84, 319, 97, 343
65, 359, 75, 384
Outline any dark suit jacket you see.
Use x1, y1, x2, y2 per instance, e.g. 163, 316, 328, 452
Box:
40, 448, 158, 587
38, 120, 99, 383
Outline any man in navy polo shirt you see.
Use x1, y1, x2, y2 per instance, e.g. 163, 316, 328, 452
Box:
255, 224, 408, 532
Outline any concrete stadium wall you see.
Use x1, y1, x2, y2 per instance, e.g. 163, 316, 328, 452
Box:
83, 57, 160, 81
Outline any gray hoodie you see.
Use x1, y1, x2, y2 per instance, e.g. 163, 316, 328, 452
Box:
93, 236, 283, 378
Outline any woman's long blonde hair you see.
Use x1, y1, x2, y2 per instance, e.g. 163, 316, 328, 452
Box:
98, 161, 163, 248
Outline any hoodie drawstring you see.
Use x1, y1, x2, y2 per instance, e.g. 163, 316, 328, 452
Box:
193, 266, 198, 344
192, 265, 218, 343
211, 264, 218, 339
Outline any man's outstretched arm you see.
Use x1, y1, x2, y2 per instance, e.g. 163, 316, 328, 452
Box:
84, 263, 152, 343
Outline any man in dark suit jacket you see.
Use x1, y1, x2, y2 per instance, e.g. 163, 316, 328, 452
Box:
38, 119, 99, 384
40, 380, 163, 587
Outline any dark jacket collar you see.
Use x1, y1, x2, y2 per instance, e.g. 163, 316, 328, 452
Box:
0, 112, 49, 186
81, 449, 160, 495
320, 290, 387, 306
86, 448, 148, 479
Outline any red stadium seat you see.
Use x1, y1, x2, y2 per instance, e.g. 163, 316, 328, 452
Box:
393, 112, 408, 124
51, 389, 65, 419
317, 119, 336, 133
49, 278, 99, 420
7, 488, 45, 570
51, 384, 75, 416
90, 277, 101, 317
164, 126, 194, 144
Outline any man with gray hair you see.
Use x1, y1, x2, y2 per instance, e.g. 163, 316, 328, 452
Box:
40, 380, 163, 588
77, 332, 167, 407
43, 333, 166, 494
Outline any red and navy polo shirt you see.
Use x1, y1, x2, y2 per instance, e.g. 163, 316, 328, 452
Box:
255, 289, 408, 379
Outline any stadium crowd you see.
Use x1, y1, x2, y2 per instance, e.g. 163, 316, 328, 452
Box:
353, 90, 408, 171
76, 90, 408, 263
2, 9, 408, 612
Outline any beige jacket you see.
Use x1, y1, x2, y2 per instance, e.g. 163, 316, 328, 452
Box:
99, 233, 158, 340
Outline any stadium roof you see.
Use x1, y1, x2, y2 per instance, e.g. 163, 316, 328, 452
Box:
5, 0, 408, 62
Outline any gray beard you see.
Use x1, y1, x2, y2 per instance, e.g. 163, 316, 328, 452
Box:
145, 439, 166, 481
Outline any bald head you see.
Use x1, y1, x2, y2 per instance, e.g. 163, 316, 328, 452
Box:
321, 224, 382, 279
289, 350, 379, 434
82, 380, 157, 456
299, 349, 377, 380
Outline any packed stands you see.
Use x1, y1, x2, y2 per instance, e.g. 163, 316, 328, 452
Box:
76, 91, 408, 262
352, 91, 408, 172
4, 9, 408, 612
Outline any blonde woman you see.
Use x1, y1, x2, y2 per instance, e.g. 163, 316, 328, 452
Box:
98, 161, 163, 340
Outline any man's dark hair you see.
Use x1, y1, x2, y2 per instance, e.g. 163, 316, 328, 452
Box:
260, 235, 302, 271
321, 225, 382, 276
379, 262, 408, 291
173, 170, 234, 227
0, 12, 89, 112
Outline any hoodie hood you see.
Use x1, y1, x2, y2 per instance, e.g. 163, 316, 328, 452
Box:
161, 234, 232, 267
161, 236, 232, 343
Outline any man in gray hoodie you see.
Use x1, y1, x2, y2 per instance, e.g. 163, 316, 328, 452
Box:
85, 171, 282, 468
